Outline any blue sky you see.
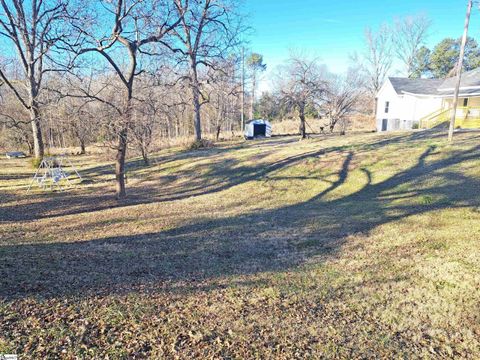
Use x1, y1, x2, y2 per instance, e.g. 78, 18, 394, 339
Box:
245, 0, 480, 91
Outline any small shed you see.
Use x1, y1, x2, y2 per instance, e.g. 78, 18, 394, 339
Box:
244, 119, 272, 139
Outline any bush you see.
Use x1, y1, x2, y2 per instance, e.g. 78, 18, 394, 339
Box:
30, 157, 43, 169
186, 139, 215, 150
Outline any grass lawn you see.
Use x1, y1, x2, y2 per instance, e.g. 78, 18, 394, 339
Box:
1, 130, 479, 358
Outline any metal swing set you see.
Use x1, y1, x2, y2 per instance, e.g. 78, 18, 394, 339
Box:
27, 107, 83, 193
27, 155, 82, 193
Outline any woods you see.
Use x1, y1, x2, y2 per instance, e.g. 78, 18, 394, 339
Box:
0, 2, 367, 198
1, 0, 246, 198
1, 4, 473, 198
0, 0, 83, 159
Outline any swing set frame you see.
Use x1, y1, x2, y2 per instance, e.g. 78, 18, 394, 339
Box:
27, 155, 82, 193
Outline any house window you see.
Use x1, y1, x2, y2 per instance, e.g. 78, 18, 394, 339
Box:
385, 101, 390, 113
463, 98, 468, 107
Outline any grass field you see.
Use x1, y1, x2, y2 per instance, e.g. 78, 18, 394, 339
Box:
1, 130, 479, 358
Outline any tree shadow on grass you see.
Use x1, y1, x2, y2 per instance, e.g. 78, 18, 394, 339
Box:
1, 140, 479, 300
0, 148, 323, 221
0, 131, 457, 222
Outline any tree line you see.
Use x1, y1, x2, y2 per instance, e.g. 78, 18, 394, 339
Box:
2, 3, 459, 198
0, 0, 249, 198
412, 37, 480, 78
355, 13, 480, 84
254, 53, 367, 138
0, 0, 372, 198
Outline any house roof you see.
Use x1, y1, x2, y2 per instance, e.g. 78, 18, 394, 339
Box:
438, 67, 480, 90
389, 77, 444, 95
387, 68, 480, 97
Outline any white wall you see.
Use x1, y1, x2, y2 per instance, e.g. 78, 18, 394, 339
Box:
376, 79, 443, 131
376, 80, 404, 131
403, 95, 442, 122
376, 80, 401, 119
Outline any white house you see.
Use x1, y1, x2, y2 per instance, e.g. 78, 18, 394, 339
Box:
376, 68, 480, 131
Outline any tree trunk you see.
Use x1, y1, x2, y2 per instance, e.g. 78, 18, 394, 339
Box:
25, 134, 33, 155
330, 120, 335, 133
340, 118, 347, 135
299, 106, 307, 139
250, 73, 256, 120
115, 73, 134, 199
80, 139, 86, 155
141, 146, 149, 166
241, 47, 245, 130
115, 127, 128, 199
190, 62, 202, 141
165, 122, 170, 139
30, 106, 44, 159
216, 125, 221, 141
192, 87, 202, 141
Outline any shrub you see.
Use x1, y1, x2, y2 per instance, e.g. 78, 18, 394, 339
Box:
30, 157, 43, 169
186, 139, 215, 150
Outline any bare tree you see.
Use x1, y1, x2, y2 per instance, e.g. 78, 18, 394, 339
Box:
62, 98, 95, 155
246, 52, 266, 119
322, 69, 365, 134
205, 55, 242, 140
353, 25, 392, 114
0, 100, 33, 154
0, 0, 81, 159
173, 0, 243, 142
130, 109, 156, 165
275, 53, 326, 139
392, 14, 431, 78
75, 0, 181, 199
130, 79, 168, 165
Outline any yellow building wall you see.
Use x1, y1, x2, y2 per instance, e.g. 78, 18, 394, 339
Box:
443, 96, 480, 108
467, 97, 480, 107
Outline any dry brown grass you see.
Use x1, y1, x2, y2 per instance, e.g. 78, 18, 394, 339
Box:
270, 115, 376, 136
1, 130, 479, 358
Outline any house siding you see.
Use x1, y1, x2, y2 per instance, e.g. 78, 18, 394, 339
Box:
376, 79, 442, 131
376, 80, 403, 131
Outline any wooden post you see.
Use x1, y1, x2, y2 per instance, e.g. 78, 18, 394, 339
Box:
448, 0, 473, 142
241, 47, 245, 132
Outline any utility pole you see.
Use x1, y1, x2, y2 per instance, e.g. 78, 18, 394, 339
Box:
448, 0, 473, 142
241, 47, 245, 132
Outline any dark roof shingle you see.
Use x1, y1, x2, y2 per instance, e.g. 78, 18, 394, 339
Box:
389, 77, 444, 95
388, 68, 480, 96
439, 67, 480, 89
